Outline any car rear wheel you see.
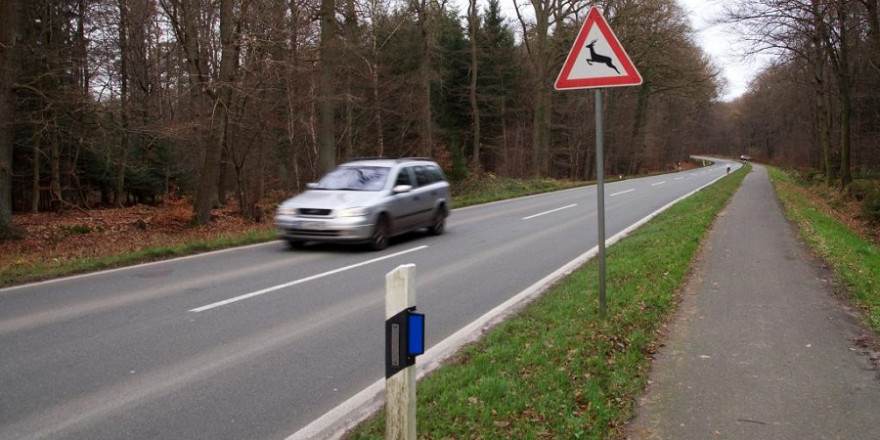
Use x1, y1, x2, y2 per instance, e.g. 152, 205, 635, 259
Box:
428, 209, 446, 236
369, 216, 390, 251
286, 239, 305, 249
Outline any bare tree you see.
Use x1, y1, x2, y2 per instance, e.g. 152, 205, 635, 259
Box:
159, 0, 251, 224
512, 0, 582, 176
0, 0, 24, 238
411, 0, 435, 157
467, 0, 481, 170
725, 0, 861, 188
858, 0, 880, 74
317, 0, 339, 175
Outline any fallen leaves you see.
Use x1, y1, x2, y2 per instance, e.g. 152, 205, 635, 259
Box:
2, 199, 272, 277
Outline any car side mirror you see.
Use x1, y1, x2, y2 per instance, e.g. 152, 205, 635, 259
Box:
306, 182, 318, 189
392, 185, 413, 194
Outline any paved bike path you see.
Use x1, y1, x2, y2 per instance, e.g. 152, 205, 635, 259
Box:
628, 165, 880, 439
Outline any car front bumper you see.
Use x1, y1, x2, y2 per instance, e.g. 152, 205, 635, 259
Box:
275, 215, 375, 243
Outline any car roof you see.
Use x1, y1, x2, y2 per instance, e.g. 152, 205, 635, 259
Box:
339, 157, 438, 168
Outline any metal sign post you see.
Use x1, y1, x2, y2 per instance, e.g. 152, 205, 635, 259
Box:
595, 89, 607, 315
554, 7, 642, 316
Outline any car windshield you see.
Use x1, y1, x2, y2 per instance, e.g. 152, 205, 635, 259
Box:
315, 166, 390, 191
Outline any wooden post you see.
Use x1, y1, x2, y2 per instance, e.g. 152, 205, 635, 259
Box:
386, 264, 417, 440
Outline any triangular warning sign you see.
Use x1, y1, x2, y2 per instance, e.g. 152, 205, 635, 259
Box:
555, 7, 642, 90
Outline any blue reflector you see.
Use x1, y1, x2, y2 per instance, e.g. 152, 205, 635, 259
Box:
407, 313, 425, 356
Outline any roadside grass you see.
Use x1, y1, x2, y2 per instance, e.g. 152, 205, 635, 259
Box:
345, 167, 748, 439
452, 176, 588, 208
768, 167, 880, 331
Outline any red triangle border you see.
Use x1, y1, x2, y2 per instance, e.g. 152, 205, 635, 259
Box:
555, 7, 642, 90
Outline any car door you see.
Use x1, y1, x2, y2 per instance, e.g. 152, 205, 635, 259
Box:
408, 165, 439, 227
387, 166, 419, 231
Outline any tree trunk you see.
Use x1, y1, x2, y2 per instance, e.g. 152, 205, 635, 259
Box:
317, 0, 338, 175
413, 0, 434, 158
286, 0, 303, 190
343, 0, 357, 159
517, 0, 551, 177
861, 0, 880, 74
839, 84, 852, 188
176, 0, 246, 224
31, 134, 40, 212
0, 0, 22, 238
218, 140, 229, 205
163, 0, 223, 224
205, 0, 239, 218
632, 80, 650, 173
811, 0, 833, 186
116, 0, 130, 208
372, 64, 385, 157
192, 125, 220, 225
468, 0, 481, 171
50, 129, 62, 212
833, 0, 852, 189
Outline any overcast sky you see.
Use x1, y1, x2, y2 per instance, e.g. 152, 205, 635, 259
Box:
492, 0, 774, 101
675, 0, 773, 101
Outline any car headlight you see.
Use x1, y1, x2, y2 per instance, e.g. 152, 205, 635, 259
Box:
337, 207, 371, 217
277, 206, 297, 216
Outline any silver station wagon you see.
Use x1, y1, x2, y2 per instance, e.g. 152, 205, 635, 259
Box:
275, 158, 451, 250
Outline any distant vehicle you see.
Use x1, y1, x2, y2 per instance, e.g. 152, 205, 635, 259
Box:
275, 158, 451, 250
740, 154, 752, 161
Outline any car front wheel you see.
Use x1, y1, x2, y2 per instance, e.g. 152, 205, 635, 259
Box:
369, 216, 390, 251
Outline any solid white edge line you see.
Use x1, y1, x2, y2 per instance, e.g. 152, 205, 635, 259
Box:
189, 246, 428, 312
521, 204, 577, 220
285, 169, 732, 440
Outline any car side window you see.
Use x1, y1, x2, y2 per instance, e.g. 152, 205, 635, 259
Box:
395, 168, 413, 187
413, 166, 432, 187
426, 165, 445, 182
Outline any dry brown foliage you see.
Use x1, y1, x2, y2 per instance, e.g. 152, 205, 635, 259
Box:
785, 182, 880, 244
1, 198, 273, 273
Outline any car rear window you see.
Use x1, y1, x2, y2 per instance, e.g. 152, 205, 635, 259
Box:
316, 166, 390, 191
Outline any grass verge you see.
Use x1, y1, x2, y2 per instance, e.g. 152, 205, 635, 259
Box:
345, 167, 748, 439
768, 167, 880, 331
452, 176, 588, 208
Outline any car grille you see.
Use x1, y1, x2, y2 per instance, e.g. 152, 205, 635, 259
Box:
298, 208, 332, 216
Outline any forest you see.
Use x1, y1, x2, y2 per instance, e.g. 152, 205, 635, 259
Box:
1, 0, 878, 239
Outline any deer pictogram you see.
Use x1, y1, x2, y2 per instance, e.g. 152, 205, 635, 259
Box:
585, 39, 620, 74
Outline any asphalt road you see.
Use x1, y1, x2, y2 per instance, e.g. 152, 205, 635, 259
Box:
0, 160, 739, 440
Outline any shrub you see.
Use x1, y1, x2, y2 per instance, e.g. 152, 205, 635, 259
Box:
59, 225, 92, 235
850, 179, 879, 201
849, 179, 880, 224
862, 191, 880, 225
